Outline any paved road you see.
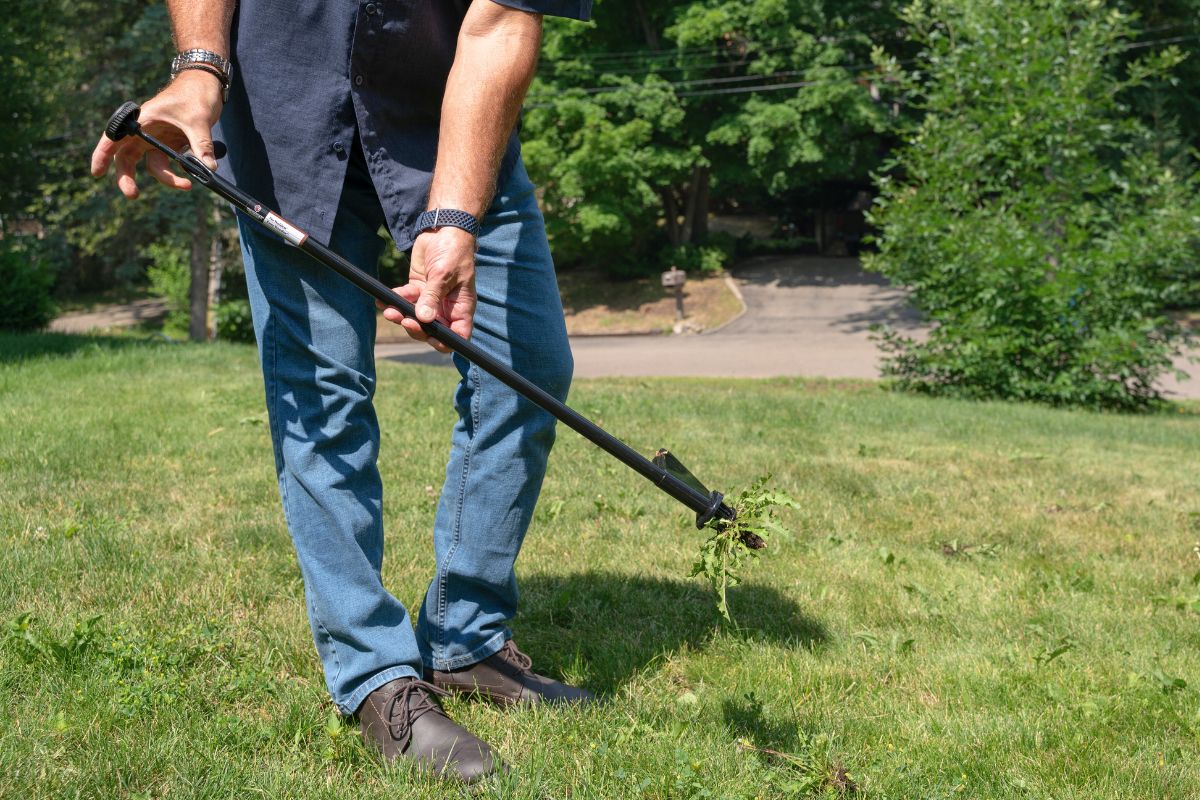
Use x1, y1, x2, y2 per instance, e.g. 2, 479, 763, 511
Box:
50, 298, 168, 334
377, 255, 1198, 399
45, 256, 1196, 397
379, 256, 923, 379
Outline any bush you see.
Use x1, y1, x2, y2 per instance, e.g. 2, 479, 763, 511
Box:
144, 242, 190, 339
0, 243, 56, 332
867, 0, 1200, 411
659, 240, 733, 275
214, 299, 255, 343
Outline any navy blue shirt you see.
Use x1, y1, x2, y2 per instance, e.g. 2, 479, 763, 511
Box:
217, 0, 591, 250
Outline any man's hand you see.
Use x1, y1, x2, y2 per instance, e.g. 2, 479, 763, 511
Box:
386, 227, 478, 352
90, 70, 224, 198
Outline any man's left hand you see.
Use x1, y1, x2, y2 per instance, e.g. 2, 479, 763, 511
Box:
386, 226, 478, 352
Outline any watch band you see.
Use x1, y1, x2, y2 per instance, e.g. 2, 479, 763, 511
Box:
171, 49, 233, 82
416, 208, 480, 237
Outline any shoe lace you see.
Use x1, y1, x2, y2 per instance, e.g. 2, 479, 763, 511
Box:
496, 640, 534, 672
385, 679, 450, 751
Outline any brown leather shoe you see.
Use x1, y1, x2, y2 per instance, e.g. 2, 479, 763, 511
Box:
429, 640, 595, 706
357, 677, 501, 784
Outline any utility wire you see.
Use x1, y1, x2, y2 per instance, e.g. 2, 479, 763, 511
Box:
528, 65, 896, 99
539, 28, 903, 66
525, 33, 1200, 107
538, 22, 1193, 72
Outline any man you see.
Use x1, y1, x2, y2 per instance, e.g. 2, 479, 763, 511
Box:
91, 0, 593, 785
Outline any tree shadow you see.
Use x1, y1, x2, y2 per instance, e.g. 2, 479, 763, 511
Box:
0, 332, 162, 365
731, 255, 888, 289
832, 296, 926, 334
376, 347, 455, 368
512, 570, 828, 695
556, 269, 668, 315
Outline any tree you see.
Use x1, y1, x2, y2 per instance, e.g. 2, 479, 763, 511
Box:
866, 0, 1199, 410
16, 0, 232, 340
522, 0, 896, 274
0, 2, 62, 231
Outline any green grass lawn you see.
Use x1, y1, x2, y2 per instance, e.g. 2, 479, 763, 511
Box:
1, 333, 1198, 799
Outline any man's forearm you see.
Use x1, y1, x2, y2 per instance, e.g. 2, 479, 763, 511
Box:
428, 3, 543, 220
166, 0, 237, 58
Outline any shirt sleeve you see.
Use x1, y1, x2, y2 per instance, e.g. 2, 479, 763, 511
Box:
488, 0, 593, 22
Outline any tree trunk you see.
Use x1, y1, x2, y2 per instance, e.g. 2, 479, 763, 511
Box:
632, 0, 659, 48
206, 204, 224, 340
685, 165, 709, 244
188, 197, 210, 342
662, 190, 681, 246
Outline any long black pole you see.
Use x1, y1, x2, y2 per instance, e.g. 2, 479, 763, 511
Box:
104, 103, 734, 527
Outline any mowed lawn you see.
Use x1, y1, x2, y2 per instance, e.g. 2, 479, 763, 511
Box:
1, 333, 1198, 800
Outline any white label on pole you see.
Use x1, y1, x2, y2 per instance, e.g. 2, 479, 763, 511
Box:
264, 212, 308, 246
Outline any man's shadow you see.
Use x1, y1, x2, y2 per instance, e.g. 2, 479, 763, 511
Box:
512, 570, 827, 694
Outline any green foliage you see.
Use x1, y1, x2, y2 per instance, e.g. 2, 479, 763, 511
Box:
26, 1, 228, 295
1122, 0, 1200, 154
867, 0, 1200, 410
523, 85, 697, 272
0, 242, 56, 332
691, 476, 799, 622
524, 0, 893, 274
144, 241, 190, 338
659, 238, 735, 274
215, 299, 255, 343
0, 3, 62, 223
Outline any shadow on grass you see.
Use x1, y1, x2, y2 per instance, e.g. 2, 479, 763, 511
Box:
514, 570, 827, 694
722, 692, 805, 755
0, 332, 163, 364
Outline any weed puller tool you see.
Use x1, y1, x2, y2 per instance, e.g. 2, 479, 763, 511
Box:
103, 101, 738, 532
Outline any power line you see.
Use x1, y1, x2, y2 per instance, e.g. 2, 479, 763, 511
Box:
1123, 33, 1200, 51
539, 28, 901, 66
523, 74, 875, 108
539, 43, 810, 77
538, 22, 1194, 73
525, 32, 1200, 108
527, 59, 901, 101
530, 69, 805, 98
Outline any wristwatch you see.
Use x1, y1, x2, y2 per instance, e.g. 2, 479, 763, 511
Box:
416, 208, 481, 237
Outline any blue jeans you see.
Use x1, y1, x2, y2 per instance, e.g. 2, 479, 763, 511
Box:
238, 145, 572, 715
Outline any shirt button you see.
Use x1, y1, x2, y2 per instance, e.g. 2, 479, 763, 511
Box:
365, 3, 378, 14
332, 141, 345, 154
354, 74, 364, 87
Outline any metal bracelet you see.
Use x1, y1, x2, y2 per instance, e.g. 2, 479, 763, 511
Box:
170, 49, 233, 82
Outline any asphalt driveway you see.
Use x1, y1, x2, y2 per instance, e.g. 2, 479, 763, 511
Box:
377, 255, 1197, 398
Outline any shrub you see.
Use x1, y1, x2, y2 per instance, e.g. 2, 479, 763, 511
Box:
867, 0, 1199, 411
144, 242, 190, 339
0, 243, 56, 332
214, 299, 255, 343
660, 233, 741, 276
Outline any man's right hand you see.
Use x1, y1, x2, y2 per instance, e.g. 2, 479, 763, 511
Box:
90, 70, 225, 198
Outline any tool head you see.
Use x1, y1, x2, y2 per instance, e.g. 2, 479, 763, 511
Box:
105, 102, 142, 141
654, 448, 738, 529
